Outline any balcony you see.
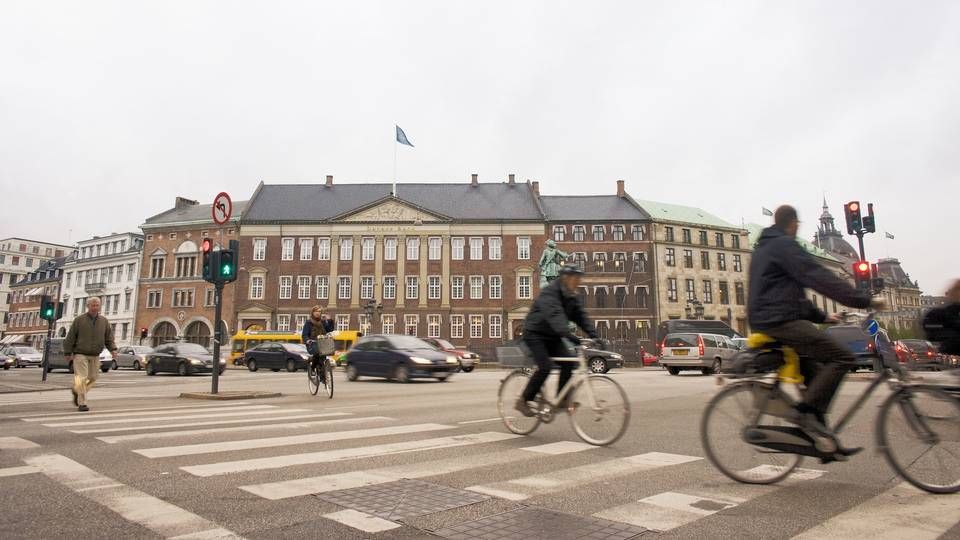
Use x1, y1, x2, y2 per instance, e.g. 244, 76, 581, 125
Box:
84, 282, 106, 293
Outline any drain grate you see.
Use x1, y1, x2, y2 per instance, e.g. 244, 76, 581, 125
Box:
433, 506, 652, 540
316, 479, 490, 522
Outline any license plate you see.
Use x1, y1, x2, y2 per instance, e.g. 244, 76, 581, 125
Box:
673, 349, 688, 356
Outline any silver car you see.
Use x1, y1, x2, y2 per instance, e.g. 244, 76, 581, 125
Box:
116, 345, 154, 370
5, 345, 44, 368
659, 333, 739, 375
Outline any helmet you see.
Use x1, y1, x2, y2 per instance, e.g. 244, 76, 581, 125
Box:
559, 264, 585, 276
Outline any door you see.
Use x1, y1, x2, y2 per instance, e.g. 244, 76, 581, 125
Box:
152, 346, 172, 371
117, 347, 131, 367
264, 344, 285, 369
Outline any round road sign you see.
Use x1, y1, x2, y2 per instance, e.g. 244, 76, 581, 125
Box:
212, 192, 232, 225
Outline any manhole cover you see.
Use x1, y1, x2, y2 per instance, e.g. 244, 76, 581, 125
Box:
316, 479, 490, 521
433, 507, 651, 540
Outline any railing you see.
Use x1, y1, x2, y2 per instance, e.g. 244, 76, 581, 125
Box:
84, 282, 106, 293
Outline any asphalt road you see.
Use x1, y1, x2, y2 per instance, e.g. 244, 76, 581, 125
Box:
1, 365, 958, 539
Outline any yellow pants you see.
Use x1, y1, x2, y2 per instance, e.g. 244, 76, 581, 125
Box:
72, 354, 100, 406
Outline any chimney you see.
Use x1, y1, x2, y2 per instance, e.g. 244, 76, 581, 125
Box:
531, 181, 540, 195
325, 175, 333, 187
508, 173, 515, 184
175, 197, 198, 210
616, 179, 626, 198
471, 173, 478, 186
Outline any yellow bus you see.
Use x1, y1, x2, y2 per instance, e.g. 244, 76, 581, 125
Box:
230, 330, 302, 364
330, 330, 361, 366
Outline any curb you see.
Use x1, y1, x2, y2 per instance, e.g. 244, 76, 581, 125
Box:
179, 391, 282, 400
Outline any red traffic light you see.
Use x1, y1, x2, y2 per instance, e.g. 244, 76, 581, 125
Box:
853, 261, 870, 277
848, 202, 859, 212
201, 238, 214, 253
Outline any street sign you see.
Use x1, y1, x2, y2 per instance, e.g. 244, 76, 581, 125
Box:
867, 319, 880, 337
212, 192, 232, 225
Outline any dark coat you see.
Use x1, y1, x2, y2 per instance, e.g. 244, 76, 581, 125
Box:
923, 303, 960, 355
522, 279, 598, 341
748, 226, 871, 330
302, 317, 335, 342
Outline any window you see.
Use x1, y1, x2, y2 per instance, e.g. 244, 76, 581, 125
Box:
406, 276, 419, 300
636, 286, 650, 308
667, 278, 678, 302
636, 320, 651, 340
175, 255, 196, 278
470, 238, 483, 260
381, 315, 396, 334
172, 288, 194, 308
298, 276, 311, 299
451, 276, 464, 299
682, 228, 692, 244
612, 225, 625, 241
428, 276, 441, 299
428, 237, 441, 260
281, 238, 294, 261
361, 238, 375, 261
470, 315, 483, 339
451, 237, 464, 260
715, 232, 726, 247
383, 276, 396, 299
683, 250, 693, 268
121, 323, 128, 340
573, 226, 586, 242
276, 315, 291, 332
517, 275, 532, 299
553, 226, 565, 242
735, 282, 746, 305
316, 276, 329, 299
595, 287, 608, 308
517, 237, 531, 260
404, 314, 419, 336
253, 239, 266, 261
427, 315, 441, 338
488, 237, 502, 260
631, 224, 646, 241
699, 230, 709, 246
615, 286, 627, 308
592, 225, 605, 241
489, 275, 502, 299
470, 276, 483, 299
665, 248, 676, 267
338, 276, 351, 299
732, 235, 741, 249
719, 281, 730, 305
124, 291, 132, 311
384, 238, 397, 261
593, 252, 607, 272
489, 314, 502, 338
450, 315, 464, 339
278, 276, 293, 299
204, 289, 214, 307
406, 237, 420, 260
632, 252, 647, 273
150, 257, 165, 278
339, 238, 353, 261
127, 263, 135, 281
360, 276, 374, 299
358, 314, 371, 334
685, 279, 696, 302
64, 272, 71, 288
300, 238, 314, 260
717, 253, 727, 271
703, 281, 714, 303
318, 238, 331, 260
336, 314, 350, 331
147, 290, 162, 308
733, 255, 743, 272
665, 227, 675, 242
295, 315, 308, 331
697, 251, 710, 270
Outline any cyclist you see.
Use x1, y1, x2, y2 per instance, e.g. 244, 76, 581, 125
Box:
750, 205, 885, 456
516, 264, 600, 417
302, 306, 335, 382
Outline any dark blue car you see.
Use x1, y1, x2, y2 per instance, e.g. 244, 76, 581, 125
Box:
344, 334, 459, 383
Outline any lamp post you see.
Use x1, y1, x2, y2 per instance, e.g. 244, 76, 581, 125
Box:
362, 299, 383, 334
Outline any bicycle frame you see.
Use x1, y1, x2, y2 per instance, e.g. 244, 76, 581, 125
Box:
536, 346, 599, 410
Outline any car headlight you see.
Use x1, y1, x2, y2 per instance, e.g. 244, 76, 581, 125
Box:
446, 356, 458, 364
300, 354, 310, 360
410, 356, 432, 365
610, 354, 623, 360
189, 358, 203, 365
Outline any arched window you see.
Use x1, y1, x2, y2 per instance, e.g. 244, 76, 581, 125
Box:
184, 321, 211, 348
152, 321, 178, 347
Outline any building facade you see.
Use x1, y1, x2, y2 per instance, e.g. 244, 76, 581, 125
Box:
56, 233, 145, 346
3, 258, 67, 348
875, 258, 923, 335
0, 238, 71, 338
135, 197, 246, 348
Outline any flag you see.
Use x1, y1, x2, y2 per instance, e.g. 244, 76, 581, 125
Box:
395, 125, 414, 147
762, 207, 773, 216
885, 232, 895, 240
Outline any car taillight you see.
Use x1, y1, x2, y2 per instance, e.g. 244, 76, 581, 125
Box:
660, 338, 666, 354
698, 335, 705, 356
927, 350, 934, 357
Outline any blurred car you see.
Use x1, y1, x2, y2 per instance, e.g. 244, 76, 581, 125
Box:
422, 338, 478, 372
44, 339, 113, 373
896, 339, 941, 370
243, 342, 310, 372
659, 333, 738, 375
116, 345, 154, 370
825, 325, 885, 372
146, 342, 226, 376
1, 351, 13, 370
730, 337, 749, 351
583, 347, 623, 374
345, 334, 458, 383
4, 345, 43, 368
640, 349, 659, 367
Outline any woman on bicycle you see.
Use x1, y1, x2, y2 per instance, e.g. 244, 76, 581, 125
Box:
302, 306, 335, 380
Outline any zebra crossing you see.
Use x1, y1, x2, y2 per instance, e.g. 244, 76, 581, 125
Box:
5, 400, 959, 538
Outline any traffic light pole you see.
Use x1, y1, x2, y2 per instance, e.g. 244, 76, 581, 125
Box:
40, 319, 53, 383
211, 281, 224, 394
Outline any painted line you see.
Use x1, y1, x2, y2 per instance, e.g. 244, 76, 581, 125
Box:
9, 401, 252, 419
137, 423, 454, 458
0, 465, 40, 478
792, 482, 960, 540
71, 412, 351, 434
24, 453, 244, 539
323, 509, 400, 533
185, 431, 520, 477
467, 452, 702, 501
521, 441, 595, 455
0, 436, 40, 449
41, 407, 292, 427
99, 416, 392, 443
26, 404, 277, 423
457, 417, 502, 425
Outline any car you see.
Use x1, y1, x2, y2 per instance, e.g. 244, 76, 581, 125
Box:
1, 351, 13, 370
656, 320, 741, 353
825, 325, 886, 372
344, 334, 458, 383
145, 342, 226, 376
583, 347, 624, 374
243, 342, 311, 372
659, 333, 738, 375
730, 337, 749, 351
44, 339, 114, 373
640, 349, 659, 367
422, 338, 478, 372
116, 346, 154, 370
4, 345, 44, 368
896, 339, 942, 370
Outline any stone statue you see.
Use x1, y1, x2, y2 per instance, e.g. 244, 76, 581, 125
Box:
538, 239, 569, 288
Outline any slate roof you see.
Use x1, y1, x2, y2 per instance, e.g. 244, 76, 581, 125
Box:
540, 196, 650, 221
143, 200, 248, 227
634, 199, 739, 230
745, 224, 840, 263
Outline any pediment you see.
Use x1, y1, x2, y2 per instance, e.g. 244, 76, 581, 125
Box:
334, 198, 449, 223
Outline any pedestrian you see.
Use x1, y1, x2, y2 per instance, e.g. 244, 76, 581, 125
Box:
62, 297, 117, 412
922, 279, 960, 357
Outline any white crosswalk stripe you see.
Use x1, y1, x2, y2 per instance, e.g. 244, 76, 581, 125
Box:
7, 401, 253, 419
24, 404, 280, 423
71, 412, 351, 434
39, 406, 294, 428
97, 416, 393, 443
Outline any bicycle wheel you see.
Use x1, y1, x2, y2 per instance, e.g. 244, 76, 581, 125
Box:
568, 374, 630, 446
323, 358, 335, 399
878, 385, 960, 494
700, 381, 802, 484
497, 370, 541, 435
307, 363, 320, 396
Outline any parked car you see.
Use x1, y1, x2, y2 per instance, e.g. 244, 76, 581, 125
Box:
243, 342, 311, 372
116, 346, 154, 370
640, 349, 659, 367
422, 338, 478, 372
344, 334, 458, 383
1, 351, 13, 370
583, 347, 624, 374
44, 339, 113, 373
4, 345, 43, 368
656, 320, 741, 353
659, 333, 738, 375
730, 337, 749, 351
145, 342, 226, 376
896, 339, 941, 370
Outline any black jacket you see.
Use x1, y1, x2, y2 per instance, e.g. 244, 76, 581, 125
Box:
923, 303, 960, 355
523, 279, 598, 341
748, 226, 871, 330
301, 317, 335, 342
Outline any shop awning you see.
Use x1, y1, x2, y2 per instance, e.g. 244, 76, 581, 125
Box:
1, 335, 26, 344
25, 287, 44, 297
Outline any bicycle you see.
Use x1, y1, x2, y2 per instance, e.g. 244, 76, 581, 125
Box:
700, 311, 960, 494
496, 339, 631, 446
306, 334, 335, 399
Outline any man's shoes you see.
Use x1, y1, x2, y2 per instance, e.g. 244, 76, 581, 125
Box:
78, 405, 89, 412
514, 398, 536, 417
789, 409, 840, 454
71, 389, 78, 407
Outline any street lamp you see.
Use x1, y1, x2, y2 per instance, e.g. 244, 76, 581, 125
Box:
362, 299, 383, 334
684, 304, 693, 319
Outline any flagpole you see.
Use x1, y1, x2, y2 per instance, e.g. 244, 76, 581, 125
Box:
393, 138, 397, 197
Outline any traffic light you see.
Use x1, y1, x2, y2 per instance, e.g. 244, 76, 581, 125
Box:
862, 203, 876, 233
844, 201, 863, 235
853, 260, 871, 290
218, 248, 237, 283
140, 327, 148, 339
39, 296, 56, 321
201, 238, 216, 283
871, 263, 884, 292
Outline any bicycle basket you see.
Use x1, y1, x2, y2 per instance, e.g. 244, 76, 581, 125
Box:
496, 345, 534, 368
311, 337, 335, 356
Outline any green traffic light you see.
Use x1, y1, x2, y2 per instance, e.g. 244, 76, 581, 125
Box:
221, 264, 231, 275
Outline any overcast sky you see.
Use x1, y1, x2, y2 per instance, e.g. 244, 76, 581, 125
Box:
1, 1, 956, 293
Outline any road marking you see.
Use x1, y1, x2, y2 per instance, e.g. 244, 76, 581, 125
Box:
0, 436, 40, 449
0, 392, 140, 406
25, 404, 278, 423
467, 452, 702, 501
8, 401, 253, 419
40, 407, 293, 427
457, 417, 502, 425
0, 465, 40, 478
792, 482, 960, 540
70, 412, 351, 434
136, 423, 454, 458
24, 453, 244, 539
98, 416, 393, 443
323, 509, 400, 533
184, 431, 520, 477
521, 441, 595, 454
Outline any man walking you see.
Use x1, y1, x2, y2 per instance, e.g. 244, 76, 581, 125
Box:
63, 297, 117, 412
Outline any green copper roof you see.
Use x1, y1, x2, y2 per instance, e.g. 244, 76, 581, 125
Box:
745, 223, 840, 263
633, 199, 739, 229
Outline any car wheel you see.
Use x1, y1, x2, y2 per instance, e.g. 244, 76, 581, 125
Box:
101, 365, 110, 373
462, 365, 474, 373
435, 372, 450, 382
704, 358, 721, 375
146, 362, 156, 376
589, 357, 608, 374
271, 368, 280, 372
286, 359, 297, 373
133, 360, 141, 371
394, 364, 411, 383
247, 359, 258, 372
177, 362, 189, 376
667, 366, 680, 376
346, 364, 359, 381
111, 360, 118, 371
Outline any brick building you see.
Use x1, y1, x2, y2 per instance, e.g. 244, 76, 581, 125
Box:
2, 257, 67, 348
0, 237, 71, 338
135, 197, 247, 347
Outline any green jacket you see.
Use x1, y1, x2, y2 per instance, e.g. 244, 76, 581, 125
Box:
63, 313, 116, 356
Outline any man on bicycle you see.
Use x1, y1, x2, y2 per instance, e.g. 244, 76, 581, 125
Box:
516, 264, 600, 417
750, 205, 885, 454
302, 306, 335, 382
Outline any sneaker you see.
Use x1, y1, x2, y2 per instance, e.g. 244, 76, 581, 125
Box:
78, 405, 89, 412
789, 410, 840, 454
514, 398, 536, 417
71, 389, 78, 407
